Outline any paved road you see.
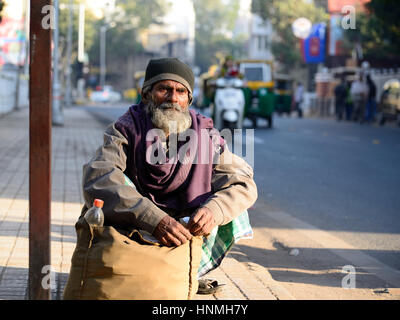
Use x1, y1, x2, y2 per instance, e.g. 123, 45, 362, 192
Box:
82, 103, 400, 294
252, 115, 400, 271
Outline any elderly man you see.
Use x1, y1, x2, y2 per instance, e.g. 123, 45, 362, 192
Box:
82, 58, 257, 294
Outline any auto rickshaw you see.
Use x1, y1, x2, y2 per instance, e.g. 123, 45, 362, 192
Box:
237, 60, 275, 128
274, 73, 293, 115
378, 79, 400, 126
123, 71, 145, 103
134, 71, 145, 103
198, 65, 219, 109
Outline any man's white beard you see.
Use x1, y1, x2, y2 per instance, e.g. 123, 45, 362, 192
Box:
145, 100, 192, 135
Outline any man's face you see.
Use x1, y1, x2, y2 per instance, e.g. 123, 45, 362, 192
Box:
151, 80, 190, 110
146, 80, 192, 135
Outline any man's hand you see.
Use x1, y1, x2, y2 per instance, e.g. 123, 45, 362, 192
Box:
187, 207, 216, 236
153, 215, 192, 247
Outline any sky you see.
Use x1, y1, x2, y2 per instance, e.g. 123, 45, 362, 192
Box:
86, 0, 253, 20
2, 0, 253, 28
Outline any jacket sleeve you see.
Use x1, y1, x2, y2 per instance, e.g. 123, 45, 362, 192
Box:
82, 123, 168, 234
201, 146, 258, 225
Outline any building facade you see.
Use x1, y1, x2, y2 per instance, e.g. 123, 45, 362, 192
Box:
140, 0, 195, 66
247, 14, 273, 61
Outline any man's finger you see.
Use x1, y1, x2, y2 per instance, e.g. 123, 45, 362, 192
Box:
193, 215, 216, 236
189, 213, 208, 232
165, 233, 182, 247
160, 236, 169, 246
173, 228, 190, 245
190, 212, 212, 233
175, 223, 193, 240
167, 221, 192, 242
191, 215, 206, 228
192, 221, 212, 236
188, 209, 206, 226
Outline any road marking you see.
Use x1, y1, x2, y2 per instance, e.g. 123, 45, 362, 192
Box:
261, 208, 400, 288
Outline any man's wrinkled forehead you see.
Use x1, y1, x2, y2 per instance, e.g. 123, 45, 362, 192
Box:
152, 79, 189, 92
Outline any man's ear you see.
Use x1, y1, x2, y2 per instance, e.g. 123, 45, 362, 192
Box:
141, 95, 149, 104
141, 87, 152, 104
188, 92, 193, 106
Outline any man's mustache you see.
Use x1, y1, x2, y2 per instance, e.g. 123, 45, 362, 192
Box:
158, 102, 185, 112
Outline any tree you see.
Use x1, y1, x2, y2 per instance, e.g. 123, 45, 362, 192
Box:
87, 0, 168, 86
0, 1, 4, 23
56, 0, 168, 88
343, 0, 400, 62
192, 0, 244, 72
56, 0, 99, 88
251, 0, 329, 72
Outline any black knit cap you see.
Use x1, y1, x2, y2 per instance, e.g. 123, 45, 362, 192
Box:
142, 57, 194, 94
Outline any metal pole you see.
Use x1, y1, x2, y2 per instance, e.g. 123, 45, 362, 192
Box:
13, 65, 22, 111
52, 0, 64, 125
13, 0, 27, 111
76, 4, 86, 102
24, 0, 30, 76
29, 0, 52, 300
78, 4, 85, 63
65, 0, 73, 107
100, 25, 106, 88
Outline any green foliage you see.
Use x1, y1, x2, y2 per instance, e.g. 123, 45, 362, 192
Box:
250, 0, 269, 21
0, 0, 5, 23
251, 0, 329, 71
343, 0, 400, 59
115, 0, 169, 30
195, 34, 247, 73
56, 0, 167, 85
88, 0, 168, 66
58, 0, 98, 64
192, 0, 243, 72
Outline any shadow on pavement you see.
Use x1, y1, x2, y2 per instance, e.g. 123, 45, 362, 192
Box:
229, 243, 397, 290
0, 266, 69, 300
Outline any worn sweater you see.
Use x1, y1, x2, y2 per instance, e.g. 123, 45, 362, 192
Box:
81, 110, 258, 235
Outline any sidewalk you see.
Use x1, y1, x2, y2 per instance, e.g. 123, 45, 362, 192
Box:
0, 106, 279, 300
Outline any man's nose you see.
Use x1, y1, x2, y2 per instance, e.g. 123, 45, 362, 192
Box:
167, 89, 179, 103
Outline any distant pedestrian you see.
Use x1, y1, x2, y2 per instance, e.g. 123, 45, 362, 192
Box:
365, 75, 377, 123
294, 82, 304, 118
350, 75, 368, 123
345, 80, 353, 120
334, 77, 347, 121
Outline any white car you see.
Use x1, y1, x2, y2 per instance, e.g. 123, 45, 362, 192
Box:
90, 85, 122, 103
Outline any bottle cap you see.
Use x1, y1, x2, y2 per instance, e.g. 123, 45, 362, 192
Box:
93, 199, 104, 208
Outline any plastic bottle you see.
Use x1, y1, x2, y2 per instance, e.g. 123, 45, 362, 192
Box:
84, 199, 104, 227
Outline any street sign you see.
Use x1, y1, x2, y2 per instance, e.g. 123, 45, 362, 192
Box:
301, 23, 327, 64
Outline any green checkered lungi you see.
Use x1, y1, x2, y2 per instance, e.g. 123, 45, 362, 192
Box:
197, 210, 253, 277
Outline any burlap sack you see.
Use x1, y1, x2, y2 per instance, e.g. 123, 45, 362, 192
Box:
63, 217, 202, 300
